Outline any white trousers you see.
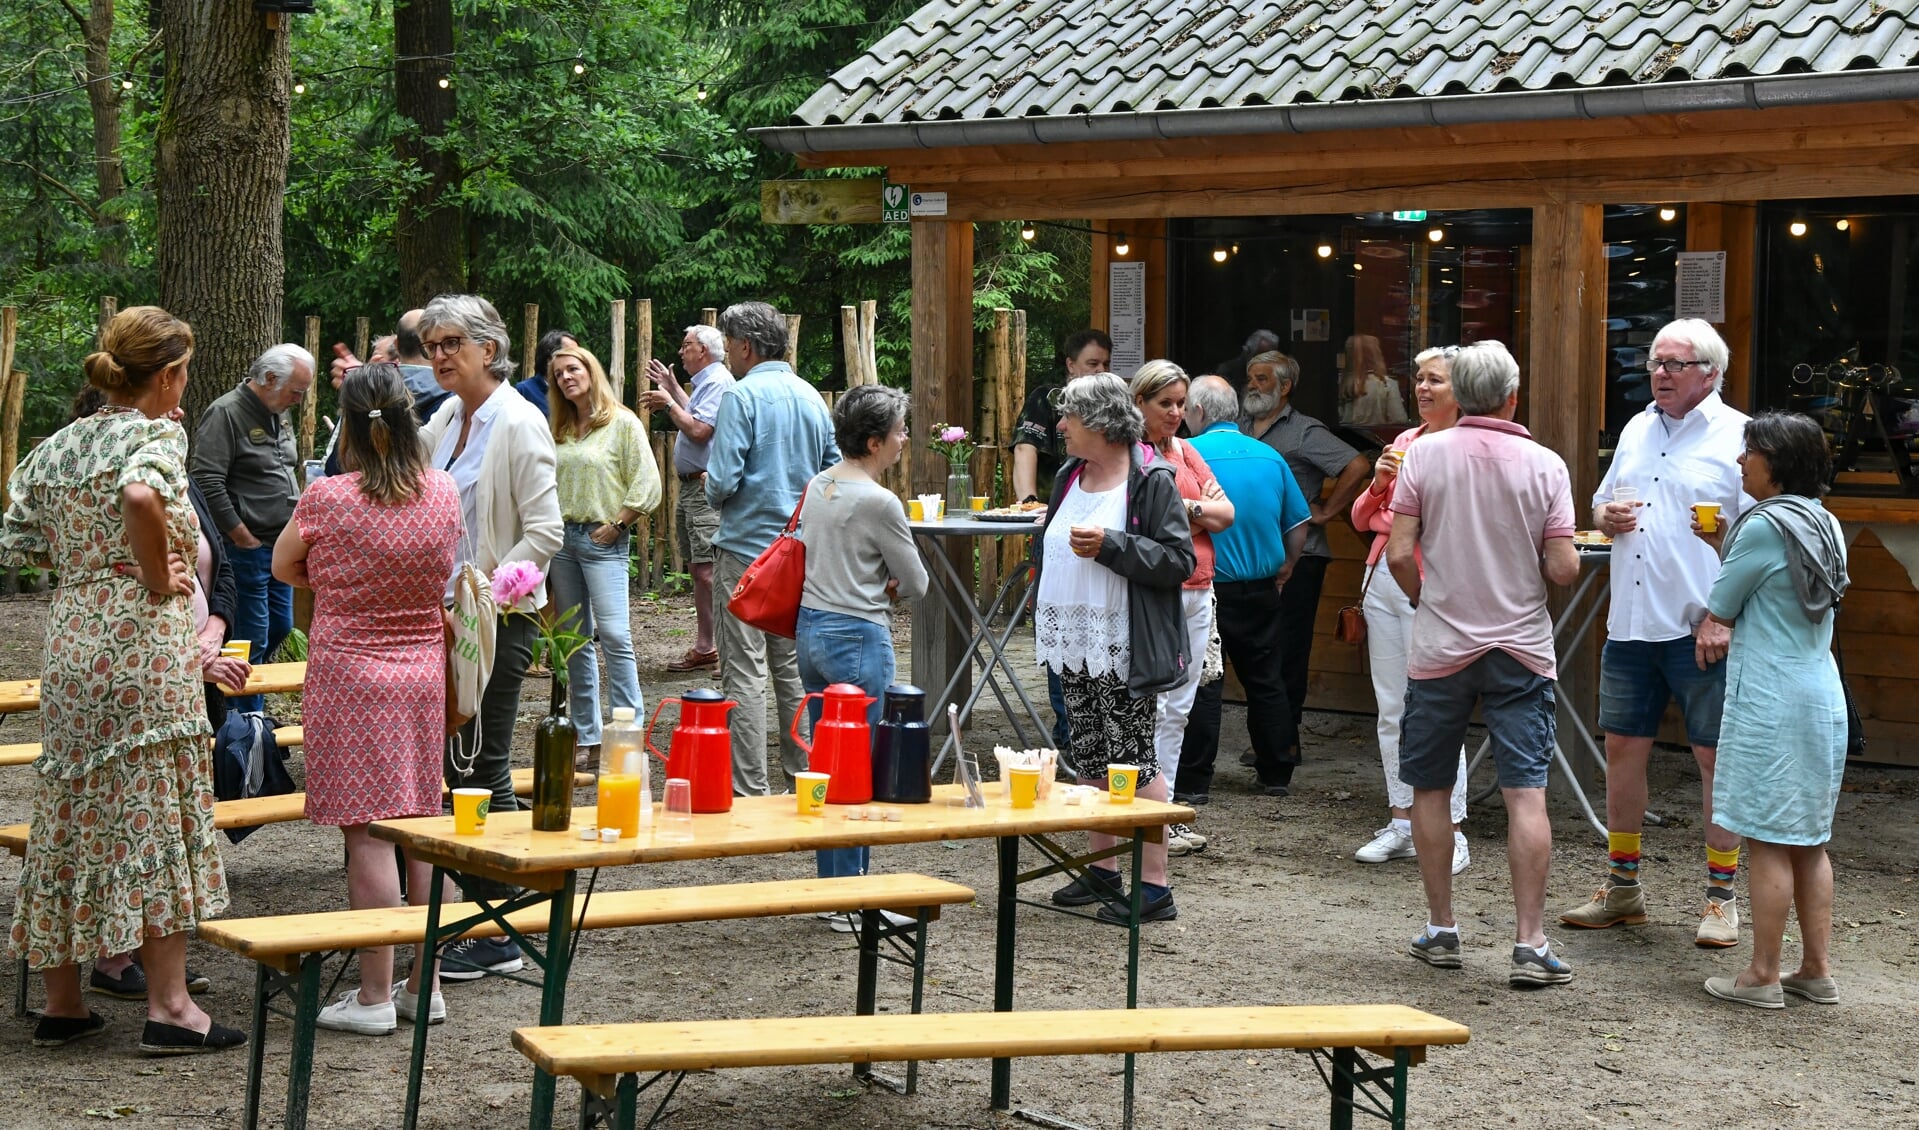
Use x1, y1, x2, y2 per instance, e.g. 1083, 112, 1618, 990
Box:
1362, 565, 1468, 821
1153, 587, 1214, 789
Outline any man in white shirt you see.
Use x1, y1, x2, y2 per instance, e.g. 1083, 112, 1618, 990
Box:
643, 325, 735, 671
1561, 319, 1754, 948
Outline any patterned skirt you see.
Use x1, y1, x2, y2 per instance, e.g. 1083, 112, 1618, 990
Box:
1059, 668, 1159, 788
9, 736, 229, 970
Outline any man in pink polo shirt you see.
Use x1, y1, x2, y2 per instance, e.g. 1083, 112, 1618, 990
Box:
1385, 340, 1581, 989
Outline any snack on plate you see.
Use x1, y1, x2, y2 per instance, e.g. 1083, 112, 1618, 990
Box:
1573, 530, 1612, 546
979, 500, 1048, 519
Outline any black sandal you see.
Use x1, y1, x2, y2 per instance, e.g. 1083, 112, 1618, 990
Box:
138, 1019, 247, 1056
32, 1011, 107, 1048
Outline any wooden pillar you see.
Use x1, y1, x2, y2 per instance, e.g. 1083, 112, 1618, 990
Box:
909, 220, 975, 701
609, 299, 627, 406
522, 304, 539, 380
1529, 203, 1608, 788
300, 316, 321, 463
1686, 203, 1758, 411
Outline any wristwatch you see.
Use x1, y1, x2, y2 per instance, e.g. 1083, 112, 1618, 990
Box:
614, 519, 631, 534
1187, 500, 1204, 521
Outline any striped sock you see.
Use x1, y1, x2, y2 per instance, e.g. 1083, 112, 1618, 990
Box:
1706, 845, 1741, 899
1607, 832, 1642, 886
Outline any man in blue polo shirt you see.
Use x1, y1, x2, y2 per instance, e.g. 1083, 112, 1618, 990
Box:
1177, 375, 1312, 804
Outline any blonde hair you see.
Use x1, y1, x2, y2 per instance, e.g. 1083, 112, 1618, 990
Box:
548, 344, 616, 441
85, 306, 194, 392
1129, 359, 1189, 405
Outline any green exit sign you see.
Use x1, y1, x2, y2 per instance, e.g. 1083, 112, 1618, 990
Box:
1391, 210, 1428, 222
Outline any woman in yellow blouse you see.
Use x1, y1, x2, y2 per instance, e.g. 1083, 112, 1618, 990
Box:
548, 343, 660, 767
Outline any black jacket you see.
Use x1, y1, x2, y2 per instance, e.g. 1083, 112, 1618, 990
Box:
1036, 444, 1196, 696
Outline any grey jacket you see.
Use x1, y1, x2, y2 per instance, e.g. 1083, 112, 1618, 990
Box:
1037, 444, 1196, 696
190, 383, 299, 541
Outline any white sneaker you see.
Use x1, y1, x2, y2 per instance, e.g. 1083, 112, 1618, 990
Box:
316, 989, 396, 1036
1355, 825, 1416, 863
1452, 831, 1471, 876
394, 986, 446, 1026
1167, 822, 1208, 856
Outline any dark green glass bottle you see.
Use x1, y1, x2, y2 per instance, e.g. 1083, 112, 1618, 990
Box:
532, 675, 575, 832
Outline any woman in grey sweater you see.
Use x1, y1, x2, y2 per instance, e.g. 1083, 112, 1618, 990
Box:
796, 385, 928, 917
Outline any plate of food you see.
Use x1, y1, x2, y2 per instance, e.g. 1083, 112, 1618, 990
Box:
975, 501, 1048, 523
1572, 530, 1612, 547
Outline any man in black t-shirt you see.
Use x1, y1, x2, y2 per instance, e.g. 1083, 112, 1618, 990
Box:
1010, 328, 1112, 502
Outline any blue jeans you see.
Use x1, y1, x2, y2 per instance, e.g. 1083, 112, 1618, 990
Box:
225, 541, 293, 713
1599, 636, 1725, 747
548, 523, 643, 747
795, 607, 893, 879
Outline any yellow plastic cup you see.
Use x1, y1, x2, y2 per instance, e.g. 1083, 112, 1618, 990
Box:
452, 788, 491, 835
969, 495, 989, 512
796, 771, 830, 816
1693, 502, 1721, 532
907, 499, 925, 521
1008, 767, 1040, 809
221, 640, 252, 660
1107, 764, 1139, 804
597, 774, 641, 838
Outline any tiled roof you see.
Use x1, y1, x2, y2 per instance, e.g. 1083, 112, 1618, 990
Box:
790, 0, 1919, 126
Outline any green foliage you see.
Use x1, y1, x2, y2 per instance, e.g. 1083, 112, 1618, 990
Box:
276, 628, 310, 663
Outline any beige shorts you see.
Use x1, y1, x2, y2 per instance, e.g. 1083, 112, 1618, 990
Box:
676, 480, 721, 565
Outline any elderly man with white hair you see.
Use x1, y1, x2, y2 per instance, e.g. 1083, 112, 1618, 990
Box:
1386, 340, 1579, 987
190, 342, 316, 712
1560, 317, 1755, 949
643, 324, 735, 671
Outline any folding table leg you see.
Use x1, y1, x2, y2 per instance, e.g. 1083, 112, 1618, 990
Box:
282, 954, 324, 1130
991, 834, 1019, 1110
242, 963, 270, 1130
402, 865, 447, 1130
1328, 1046, 1357, 1130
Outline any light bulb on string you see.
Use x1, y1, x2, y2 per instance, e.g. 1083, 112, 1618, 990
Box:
573, 61, 586, 75
696, 83, 707, 101
120, 79, 134, 90
293, 81, 306, 94
1316, 244, 1333, 259
1019, 221, 1036, 241
1836, 219, 1851, 232
1658, 206, 1677, 222
1113, 232, 1130, 256
1789, 219, 1808, 237
1427, 228, 1445, 243
437, 76, 450, 89
1212, 246, 1229, 263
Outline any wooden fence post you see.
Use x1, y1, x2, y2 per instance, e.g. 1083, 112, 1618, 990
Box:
355, 316, 370, 362
0, 307, 19, 510
523, 304, 539, 380
1002, 309, 1031, 578
635, 299, 653, 428
98, 296, 118, 343
784, 314, 802, 368
301, 316, 321, 462
663, 433, 683, 577
840, 305, 861, 387
859, 300, 878, 387
609, 299, 627, 406
700, 307, 717, 328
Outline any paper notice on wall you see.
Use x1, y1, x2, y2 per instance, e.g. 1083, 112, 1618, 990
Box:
1109, 261, 1146, 374
1675, 251, 1726, 322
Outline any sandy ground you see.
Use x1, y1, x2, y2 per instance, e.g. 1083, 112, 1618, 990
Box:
0, 587, 1916, 1130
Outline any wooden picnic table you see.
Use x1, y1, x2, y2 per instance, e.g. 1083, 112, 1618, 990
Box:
371, 783, 1193, 1130
0, 661, 307, 715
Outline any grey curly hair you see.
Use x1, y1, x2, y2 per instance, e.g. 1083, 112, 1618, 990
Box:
1057, 372, 1144, 446
419, 294, 516, 382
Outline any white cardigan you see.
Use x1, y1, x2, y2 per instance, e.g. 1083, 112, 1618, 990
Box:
423, 381, 564, 610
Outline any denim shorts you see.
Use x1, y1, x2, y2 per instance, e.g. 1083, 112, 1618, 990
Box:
1598, 637, 1725, 747
1400, 649, 1557, 791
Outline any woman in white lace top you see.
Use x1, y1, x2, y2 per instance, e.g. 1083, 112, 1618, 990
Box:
1033, 372, 1196, 924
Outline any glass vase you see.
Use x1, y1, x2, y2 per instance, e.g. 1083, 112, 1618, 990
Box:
531, 676, 576, 832
945, 468, 972, 516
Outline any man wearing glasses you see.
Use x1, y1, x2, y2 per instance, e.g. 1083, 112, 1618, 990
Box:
1562, 318, 1754, 949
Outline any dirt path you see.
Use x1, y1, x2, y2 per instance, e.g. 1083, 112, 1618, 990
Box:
0, 590, 1914, 1128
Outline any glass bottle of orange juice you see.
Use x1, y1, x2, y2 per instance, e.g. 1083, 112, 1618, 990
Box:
599, 707, 647, 837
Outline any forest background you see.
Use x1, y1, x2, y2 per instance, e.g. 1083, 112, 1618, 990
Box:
0, 0, 1088, 440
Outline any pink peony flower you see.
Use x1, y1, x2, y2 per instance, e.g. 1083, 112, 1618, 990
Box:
491, 560, 544, 605
940, 425, 967, 443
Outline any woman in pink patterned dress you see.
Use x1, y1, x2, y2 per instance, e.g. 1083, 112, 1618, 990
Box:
273, 363, 461, 1036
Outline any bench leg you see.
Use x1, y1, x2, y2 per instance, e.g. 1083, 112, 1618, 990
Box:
282, 955, 324, 1130
529, 870, 579, 1130
1330, 1047, 1356, 1130
403, 865, 448, 1130
1121, 829, 1145, 1130
992, 833, 1018, 1110
243, 963, 269, 1130
906, 905, 928, 1094
1309, 1046, 1413, 1130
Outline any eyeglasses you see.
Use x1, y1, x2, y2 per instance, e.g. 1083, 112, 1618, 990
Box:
422, 336, 468, 359
1647, 358, 1709, 374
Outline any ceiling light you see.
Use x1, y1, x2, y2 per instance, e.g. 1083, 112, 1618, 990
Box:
1836, 219, 1851, 232
1113, 232, 1130, 256
1658, 207, 1677, 222
1019, 221, 1036, 241
1316, 244, 1333, 259
1212, 246, 1229, 263
1427, 228, 1444, 243
1789, 220, 1808, 237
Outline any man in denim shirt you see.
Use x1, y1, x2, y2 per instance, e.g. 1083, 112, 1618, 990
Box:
707, 302, 840, 795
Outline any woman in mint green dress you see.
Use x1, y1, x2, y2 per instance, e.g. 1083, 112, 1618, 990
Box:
1694, 412, 1848, 1011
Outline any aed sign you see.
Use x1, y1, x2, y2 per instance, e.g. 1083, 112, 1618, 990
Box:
881, 180, 910, 223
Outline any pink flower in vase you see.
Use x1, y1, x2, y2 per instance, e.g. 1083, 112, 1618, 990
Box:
491, 560, 544, 606
939, 425, 966, 444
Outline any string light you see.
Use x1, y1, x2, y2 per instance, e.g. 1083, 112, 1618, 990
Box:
1657, 206, 1677, 222
1211, 246, 1228, 263
573, 61, 586, 75
1019, 221, 1036, 241
1316, 243, 1333, 258
1113, 231, 1129, 256
437, 76, 450, 89
1427, 227, 1445, 243
293, 82, 307, 94
1836, 219, 1851, 232
1789, 219, 1808, 237
120, 79, 133, 90
696, 83, 707, 101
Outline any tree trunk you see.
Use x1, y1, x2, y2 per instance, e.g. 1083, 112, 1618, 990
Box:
394, 0, 464, 304
75, 0, 127, 267
155, 3, 292, 425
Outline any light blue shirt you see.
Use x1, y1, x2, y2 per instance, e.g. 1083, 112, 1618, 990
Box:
706, 361, 840, 560
1190, 421, 1311, 583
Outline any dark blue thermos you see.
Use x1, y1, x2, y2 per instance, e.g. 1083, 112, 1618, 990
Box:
871, 684, 932, 803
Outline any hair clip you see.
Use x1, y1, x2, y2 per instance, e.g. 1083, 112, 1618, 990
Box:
367, 408, 382, 419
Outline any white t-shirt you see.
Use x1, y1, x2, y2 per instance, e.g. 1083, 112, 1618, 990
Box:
1036, 480, 1130, 678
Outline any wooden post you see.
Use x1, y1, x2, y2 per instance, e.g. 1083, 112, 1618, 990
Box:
635, 299, 654, 426
860, 300, 878, 386
908, 221, 975, 701
301, 316, 321, 461
1529, 202, 1607, 789
664, 433, 683, 576
841, 306, 861, 387
0, 304, 21, 509
1002, 309, 1030, 577
609, 299, 627, 406
98, 296, 118, 342
700, 307, 717, 328
354, 316, 370, 362
523, 304, 539, 380
784, 314, 802, 368
985, 309, 1010, 449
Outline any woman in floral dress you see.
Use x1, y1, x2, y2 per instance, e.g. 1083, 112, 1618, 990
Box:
0, 306, 243, 1055
273, 363, 462, 1035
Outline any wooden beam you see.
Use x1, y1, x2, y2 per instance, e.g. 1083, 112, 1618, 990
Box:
761, 178, 885, 225
909, 220, 975, 703
1686, 202, 1759, 411
1527, 202, 1607, 788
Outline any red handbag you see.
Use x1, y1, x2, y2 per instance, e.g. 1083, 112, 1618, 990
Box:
728, 494, 807, 638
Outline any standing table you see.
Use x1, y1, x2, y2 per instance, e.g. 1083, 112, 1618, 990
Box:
371, 786, 1192, 1130
907, 516, 1055, 774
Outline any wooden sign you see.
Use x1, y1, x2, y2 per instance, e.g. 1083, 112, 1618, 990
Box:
761, 179, 884, 225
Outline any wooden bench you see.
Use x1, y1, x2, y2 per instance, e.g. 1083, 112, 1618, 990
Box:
0, 726, 305, 769
513, 1005, 1470, 1130
0, 661, 309, 715
201, 873, 976, 1130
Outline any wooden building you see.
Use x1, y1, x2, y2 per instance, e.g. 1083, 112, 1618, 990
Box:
755, 0, 1919, 765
